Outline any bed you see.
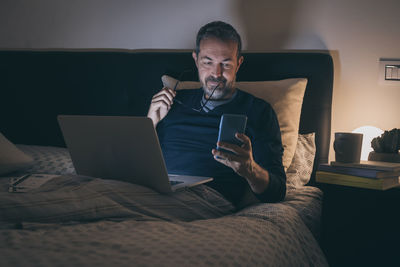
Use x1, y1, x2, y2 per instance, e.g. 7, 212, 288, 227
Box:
0, 50, 333, 266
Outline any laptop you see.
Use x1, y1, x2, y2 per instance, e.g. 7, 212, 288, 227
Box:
57, 115, 213, 193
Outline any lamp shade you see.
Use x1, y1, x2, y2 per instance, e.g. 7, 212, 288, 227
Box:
352, 126, 384, 161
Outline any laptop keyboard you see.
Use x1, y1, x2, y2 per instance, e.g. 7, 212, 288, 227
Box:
170, 180, 184, 186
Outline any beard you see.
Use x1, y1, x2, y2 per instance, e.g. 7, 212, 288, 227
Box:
201, 76, 236, 100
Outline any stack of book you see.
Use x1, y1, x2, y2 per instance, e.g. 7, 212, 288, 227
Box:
316, 161, 400, 190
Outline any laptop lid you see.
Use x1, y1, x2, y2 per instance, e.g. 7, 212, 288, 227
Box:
57, 115, 174, 193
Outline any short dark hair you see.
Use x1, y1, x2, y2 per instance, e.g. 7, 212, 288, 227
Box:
195, 21, 242, 59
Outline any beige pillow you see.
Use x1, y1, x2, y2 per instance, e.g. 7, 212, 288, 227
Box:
162, 75, 307, 170
0, 132, 34, 175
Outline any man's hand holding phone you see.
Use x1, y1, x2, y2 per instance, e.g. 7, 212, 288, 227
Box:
213, 132, 256, 178
212, 114, 269, 194
212, 114, 254, 177
147, 87, 176, 127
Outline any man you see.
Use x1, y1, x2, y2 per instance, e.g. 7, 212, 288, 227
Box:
147, 21, 286, 207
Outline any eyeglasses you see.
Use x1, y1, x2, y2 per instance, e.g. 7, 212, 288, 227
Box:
172, 70, 220, 113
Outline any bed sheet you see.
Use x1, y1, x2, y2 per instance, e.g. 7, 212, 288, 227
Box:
11, 145, 323, 237
1, 209, 328, 267
0, 145, 327, 266
0, 175, 327, 267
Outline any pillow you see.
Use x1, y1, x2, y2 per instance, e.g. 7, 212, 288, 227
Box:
0, 132, 34, 175
17, 145, 76, 175
286, 133, 316, 191
162, 75, 308, 170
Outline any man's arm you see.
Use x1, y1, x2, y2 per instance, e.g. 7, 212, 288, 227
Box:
211, 133, 269, 194
147, 87, 176, 127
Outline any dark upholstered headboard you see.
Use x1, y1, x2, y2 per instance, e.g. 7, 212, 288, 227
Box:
0, 50, 333, 183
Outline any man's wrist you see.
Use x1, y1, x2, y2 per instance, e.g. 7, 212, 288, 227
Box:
147, 114, 159, 127
241, 160, 256, 180
242, 161, 269, 194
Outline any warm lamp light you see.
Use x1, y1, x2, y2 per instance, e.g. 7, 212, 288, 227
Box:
352, 126, 384, 161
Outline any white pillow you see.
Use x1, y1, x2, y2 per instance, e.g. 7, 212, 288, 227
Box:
0, 132, 34, 175
161, 75, 308, 170
286, 133, 316, 191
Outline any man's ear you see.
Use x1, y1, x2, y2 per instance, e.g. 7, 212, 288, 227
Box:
236, 55, 244, 73
192, 51, 199, 67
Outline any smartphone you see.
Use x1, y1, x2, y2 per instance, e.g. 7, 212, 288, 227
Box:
217, 114, 248, 153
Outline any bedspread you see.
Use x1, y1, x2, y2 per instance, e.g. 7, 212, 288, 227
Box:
0, 145, 327, 266
0, 174, 327, 266
0, 175, 235, 226
1, 210, 327, 267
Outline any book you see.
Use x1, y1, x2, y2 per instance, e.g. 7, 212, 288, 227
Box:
316, 171, 400, 190
318, 163, 400, 179
8, 174, 59, 193
330, 160, 400, 172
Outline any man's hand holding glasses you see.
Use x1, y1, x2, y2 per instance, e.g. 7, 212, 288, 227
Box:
147, 87, 176, 127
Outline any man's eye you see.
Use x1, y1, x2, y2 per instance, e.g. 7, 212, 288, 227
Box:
223, 63, 232, 69
204, 61, 212, 65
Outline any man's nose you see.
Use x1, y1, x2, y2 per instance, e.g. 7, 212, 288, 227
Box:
212, 63, 223, 77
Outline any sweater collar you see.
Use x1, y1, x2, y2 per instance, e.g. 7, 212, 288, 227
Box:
200, 90, 238, 113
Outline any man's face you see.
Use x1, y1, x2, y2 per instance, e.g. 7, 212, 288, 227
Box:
193, 38, 243, 100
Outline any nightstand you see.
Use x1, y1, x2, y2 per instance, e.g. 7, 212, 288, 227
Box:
320, 183, 400, 267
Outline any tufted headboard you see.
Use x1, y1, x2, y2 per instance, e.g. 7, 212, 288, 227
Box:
0, 50, 333, 183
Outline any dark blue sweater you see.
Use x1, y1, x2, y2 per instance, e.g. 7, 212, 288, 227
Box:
156, 88, 286, 205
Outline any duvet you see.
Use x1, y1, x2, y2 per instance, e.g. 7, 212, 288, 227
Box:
0, 146, 328, 266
